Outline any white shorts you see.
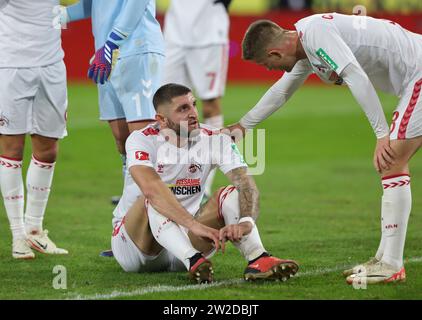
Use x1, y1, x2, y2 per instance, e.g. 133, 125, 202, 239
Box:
389, 76, 422, 140
164, 44, 229, 100
111, 217, 185, 273
0, 61, 67, 138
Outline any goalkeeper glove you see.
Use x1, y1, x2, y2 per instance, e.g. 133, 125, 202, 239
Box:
88, 30, 126, 84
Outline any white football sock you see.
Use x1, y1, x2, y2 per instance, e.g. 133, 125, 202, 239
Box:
380, 174, 411, 270
220, 186, 266, 261
203, 115, 224, 197
0, 156, 25, 241
25, 156, 55, 234
147, 205, 199, 270
374, 208, 386, 261
375, 230, 385, 261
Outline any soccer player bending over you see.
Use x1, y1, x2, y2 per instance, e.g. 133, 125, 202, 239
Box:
227, 14, 422, 284
110, 83, 298, 283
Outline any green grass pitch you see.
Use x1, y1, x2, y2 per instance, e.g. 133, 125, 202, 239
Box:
0, 83, 421, 300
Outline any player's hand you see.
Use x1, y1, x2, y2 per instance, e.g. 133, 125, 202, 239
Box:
219, 222, 253, 250
189, 220, 222, 252
88, 32, 123, 84
374, 135, 396, 173
221, 123, 247, 142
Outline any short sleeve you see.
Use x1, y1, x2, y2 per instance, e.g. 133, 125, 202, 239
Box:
215, 134, 248, 174
125, 131, 155, 169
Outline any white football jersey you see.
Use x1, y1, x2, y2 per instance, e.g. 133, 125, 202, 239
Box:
295, 13, 422, 96
113, 123, 246, 223
164, 0, 230, 47
0, 0, 64, 68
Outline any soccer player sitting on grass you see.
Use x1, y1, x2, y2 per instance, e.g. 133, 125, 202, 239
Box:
110, 83, 298, 283
227, 14, 422, 284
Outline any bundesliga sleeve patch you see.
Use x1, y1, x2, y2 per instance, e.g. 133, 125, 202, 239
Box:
135, 151, 150, 161
231, 143, 246, 164
316, 48, 338, 71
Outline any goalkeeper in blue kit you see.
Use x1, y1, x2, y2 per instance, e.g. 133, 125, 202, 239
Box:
63, 0, 165, 255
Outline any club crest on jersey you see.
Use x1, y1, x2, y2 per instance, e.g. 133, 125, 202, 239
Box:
135, 151, 149, 161
0, 113, 9, 127
157, 162, 164, 174
188, 161, 202, 174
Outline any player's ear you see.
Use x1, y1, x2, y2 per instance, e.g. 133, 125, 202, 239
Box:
268, 49, 282, 59
155, 113, 166, 124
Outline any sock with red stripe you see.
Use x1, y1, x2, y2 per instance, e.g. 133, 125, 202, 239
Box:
380, 174, 411, 270
147, 205, 199, 270
0, 156, 26, 241
25, 156, 56, 234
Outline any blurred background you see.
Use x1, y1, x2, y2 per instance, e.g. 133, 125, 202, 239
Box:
61, 0, 422, 84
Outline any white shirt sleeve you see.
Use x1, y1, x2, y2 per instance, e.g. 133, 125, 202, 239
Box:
306, 22, 389, 138
240, 60, 312, 129
126, 131, 155, 169
214, 134, 248, 174
341, 63, 390, 138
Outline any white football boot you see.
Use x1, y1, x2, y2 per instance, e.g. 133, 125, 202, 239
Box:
343, 257, 379, 277
12, 239, 35, 259
346, 261, 406, 285
27, 230, 68, 255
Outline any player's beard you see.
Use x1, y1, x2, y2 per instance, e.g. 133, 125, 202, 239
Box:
167, 119, 199, 139
167, 118, 188, 138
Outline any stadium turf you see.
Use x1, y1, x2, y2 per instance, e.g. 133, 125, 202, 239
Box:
0, 83, 421, 300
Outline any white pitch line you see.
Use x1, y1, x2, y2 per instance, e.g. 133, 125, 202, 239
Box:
68, 256, 422, 300
69, 279, 243, 300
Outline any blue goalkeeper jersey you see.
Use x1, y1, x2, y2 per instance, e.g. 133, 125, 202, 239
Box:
67, 0, 164, 58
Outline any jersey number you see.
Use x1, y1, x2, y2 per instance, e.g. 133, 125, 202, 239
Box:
207, 72, 217, 91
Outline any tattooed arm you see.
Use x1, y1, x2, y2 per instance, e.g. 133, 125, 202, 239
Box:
225, 167, 260, 221
218, 167, 259, 242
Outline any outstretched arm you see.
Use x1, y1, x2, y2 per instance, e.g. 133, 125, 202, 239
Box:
239, 60, 312, 130
225, 60, 312, 141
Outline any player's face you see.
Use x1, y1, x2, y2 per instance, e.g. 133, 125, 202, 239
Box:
167, 92, 199, 136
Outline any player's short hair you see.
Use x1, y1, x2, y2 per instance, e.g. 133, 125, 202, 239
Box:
242, 20, 285, 61
153, 83, 192, 111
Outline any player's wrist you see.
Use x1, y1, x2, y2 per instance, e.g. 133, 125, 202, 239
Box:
107, 28, 128, 47
238, 217, 255, 228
